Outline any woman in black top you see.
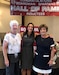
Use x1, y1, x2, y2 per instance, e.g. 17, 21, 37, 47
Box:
21, 23, 34, 75
33, 24, 55, 75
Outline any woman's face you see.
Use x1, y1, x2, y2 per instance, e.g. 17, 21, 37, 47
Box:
40, 27, 47, 35
27, 24, 34, 33
11, 24, 18, 34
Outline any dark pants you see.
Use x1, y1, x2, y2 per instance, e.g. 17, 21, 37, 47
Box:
0, 69, 5, 75
50, 68, 59, 75
6, 61, 19, 75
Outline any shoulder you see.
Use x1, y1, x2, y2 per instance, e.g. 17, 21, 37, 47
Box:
35, 35, 41, 40
34, 33, 39, 37
47, 37, 54, 43
4, 33, 11, 38
16, 33, 21, 37
36, 35, 41, 38
48, 37, 55, 46
3, 33, 11, 42
17, 33, 22, 39
17, 33, 21, 36
22, 32, 27, 37
48, 37, 54, 40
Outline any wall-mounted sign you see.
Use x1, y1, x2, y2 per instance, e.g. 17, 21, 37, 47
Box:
10, 0, 59, 16
20, 26, 39, 33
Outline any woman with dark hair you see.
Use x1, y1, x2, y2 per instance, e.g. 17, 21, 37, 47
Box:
21, 23, 34, 75
33, 24, 55, 75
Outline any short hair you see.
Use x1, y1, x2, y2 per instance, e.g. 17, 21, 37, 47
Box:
38, 24, 48, 32
9, 20, 19, 28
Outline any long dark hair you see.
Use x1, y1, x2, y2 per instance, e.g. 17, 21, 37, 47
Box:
24, 23, 34, 37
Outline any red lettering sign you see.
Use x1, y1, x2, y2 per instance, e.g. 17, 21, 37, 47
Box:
10, 0, 59, 16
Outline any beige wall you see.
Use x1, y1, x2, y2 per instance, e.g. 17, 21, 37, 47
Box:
0, 3, 22, 33
52, 16, 59, 41
0, 3, 59, 41
24, 16, 59, 41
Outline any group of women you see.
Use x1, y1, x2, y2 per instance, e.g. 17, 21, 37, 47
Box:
3, 20, 56, 75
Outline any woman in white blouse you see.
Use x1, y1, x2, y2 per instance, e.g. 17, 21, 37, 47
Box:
3, 20, 21, 75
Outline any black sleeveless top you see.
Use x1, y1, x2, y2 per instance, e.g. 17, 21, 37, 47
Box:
21, 33, 34, 69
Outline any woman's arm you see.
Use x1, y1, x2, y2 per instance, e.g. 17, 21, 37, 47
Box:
48, 47, 56, 66
3, 41, 9, 67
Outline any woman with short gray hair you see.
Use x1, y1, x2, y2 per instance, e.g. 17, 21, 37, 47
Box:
3, 20, 21, 75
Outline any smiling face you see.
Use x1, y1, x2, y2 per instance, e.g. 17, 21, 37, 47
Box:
39, 24, 48, 36
11, 24, 18, 34
40, 27, 47, 36
27, 24, 34, 34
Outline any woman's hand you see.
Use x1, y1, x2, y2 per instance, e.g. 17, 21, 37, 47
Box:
48, 59, 53, 66
5, 59, 9, 67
